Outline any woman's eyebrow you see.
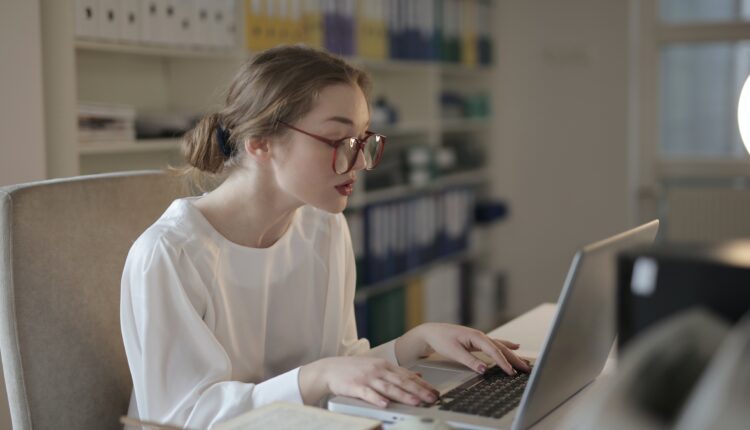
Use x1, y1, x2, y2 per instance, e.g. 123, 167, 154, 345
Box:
324, 116, 354, 126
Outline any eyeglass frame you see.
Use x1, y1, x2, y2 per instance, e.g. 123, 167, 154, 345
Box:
277, 121, 387, 174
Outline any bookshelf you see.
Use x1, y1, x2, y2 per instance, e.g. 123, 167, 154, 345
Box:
42, 0, 500, 341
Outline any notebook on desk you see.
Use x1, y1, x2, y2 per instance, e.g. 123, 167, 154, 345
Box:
329, 220, 660, 430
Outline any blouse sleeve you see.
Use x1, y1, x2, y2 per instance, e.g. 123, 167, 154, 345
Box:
120, 237, 303, 430
336, 215, 400, 365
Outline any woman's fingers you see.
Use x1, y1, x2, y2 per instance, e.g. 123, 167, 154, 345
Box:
383, 368, 439, 404
492, 339, 531, 373
494, 339, 521, 350
470, 336, 516, 375
370, 378, 422, 406
447, 341, 494, 374
359, 385, 390, 408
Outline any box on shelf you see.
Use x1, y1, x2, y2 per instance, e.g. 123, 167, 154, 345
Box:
77, 102, 136, 143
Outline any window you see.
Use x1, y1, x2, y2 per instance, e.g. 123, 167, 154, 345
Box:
655, 0, 750, 159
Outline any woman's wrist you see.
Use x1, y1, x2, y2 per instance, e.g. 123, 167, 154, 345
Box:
395, 324, 433, 365
298, 358, 330, 405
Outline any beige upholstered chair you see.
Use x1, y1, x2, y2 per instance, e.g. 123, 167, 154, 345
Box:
0, 171, 191, 430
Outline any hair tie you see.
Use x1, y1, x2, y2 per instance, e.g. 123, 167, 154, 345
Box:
215, 126, 232, 158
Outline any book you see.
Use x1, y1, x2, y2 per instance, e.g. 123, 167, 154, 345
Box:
213, 402, 383, 430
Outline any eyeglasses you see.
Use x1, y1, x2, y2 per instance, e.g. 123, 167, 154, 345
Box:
278, 121, 386, 174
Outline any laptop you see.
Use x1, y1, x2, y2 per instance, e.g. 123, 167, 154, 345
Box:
329, 220, 660, 430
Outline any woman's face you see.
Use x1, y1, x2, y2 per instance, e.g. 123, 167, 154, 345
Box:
271, 83, 369, 213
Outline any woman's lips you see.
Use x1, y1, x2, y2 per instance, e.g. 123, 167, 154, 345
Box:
335, 183, 354, 196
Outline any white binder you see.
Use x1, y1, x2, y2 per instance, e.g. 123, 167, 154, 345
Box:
119, 0, 141, 43
75, 0, 100, 40
162, 0, 181, 45
139, 0, 160, 44
174, 0, 196, 47
98, 0, 120, 41
192, 0, 213, 48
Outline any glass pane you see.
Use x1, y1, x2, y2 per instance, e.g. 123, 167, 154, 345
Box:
660, 41, 750, 158
660, 0, 750, 24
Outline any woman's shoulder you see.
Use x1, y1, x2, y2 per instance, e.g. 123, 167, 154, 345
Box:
128, 198, 205, 263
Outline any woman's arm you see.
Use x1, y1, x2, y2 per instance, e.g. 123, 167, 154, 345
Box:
121, 238, 304, 428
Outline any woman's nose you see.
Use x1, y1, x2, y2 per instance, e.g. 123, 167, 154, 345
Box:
351, 146, 367, 172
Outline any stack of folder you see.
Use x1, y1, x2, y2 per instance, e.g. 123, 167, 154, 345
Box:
244, 0, 493, 65
347, 186, 475, 288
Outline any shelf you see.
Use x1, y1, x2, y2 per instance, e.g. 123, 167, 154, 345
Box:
354, 250, 474, 303
440, 118, 491, 133
75, 40, 245, 60
78, 139, 182, 155
376, 121, 435, 137
349, 169, 488, 209
440, 62, 494, 77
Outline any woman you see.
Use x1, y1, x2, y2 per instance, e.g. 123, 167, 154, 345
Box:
120, 45, 529, 429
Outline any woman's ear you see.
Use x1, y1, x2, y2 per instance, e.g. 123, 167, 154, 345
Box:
243, 137, 271, 163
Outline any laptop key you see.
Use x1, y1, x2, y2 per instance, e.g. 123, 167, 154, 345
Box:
438, 366, 531, 419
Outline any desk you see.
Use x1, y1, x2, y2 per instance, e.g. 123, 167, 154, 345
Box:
488, 303, 615, 430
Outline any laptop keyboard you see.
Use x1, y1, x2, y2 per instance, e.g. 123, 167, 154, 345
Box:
435, 365, 531, 419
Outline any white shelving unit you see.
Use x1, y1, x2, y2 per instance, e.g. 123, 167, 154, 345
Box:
42, 0, 494, 201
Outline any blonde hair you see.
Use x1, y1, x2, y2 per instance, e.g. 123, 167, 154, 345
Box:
176, 45, 372, 189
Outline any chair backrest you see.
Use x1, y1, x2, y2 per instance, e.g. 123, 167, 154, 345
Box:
0, 171, 192, 430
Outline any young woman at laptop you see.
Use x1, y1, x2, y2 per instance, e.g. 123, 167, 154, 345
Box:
120, 45, 530, 429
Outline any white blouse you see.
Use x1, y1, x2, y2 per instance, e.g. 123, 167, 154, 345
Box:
120, 197, 397, 429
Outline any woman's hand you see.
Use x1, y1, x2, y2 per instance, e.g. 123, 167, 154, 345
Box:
395, 323, 531, 376
299, 356, 440, 408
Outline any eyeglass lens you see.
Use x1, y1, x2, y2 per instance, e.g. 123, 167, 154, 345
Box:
334, 135, 384, 174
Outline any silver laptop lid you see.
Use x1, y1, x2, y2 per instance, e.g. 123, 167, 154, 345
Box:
513, 220, 660, 430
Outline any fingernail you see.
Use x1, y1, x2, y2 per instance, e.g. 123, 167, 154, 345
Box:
379, 400, 388, 408
428, 394, 438, 402
477, 364, 487, 373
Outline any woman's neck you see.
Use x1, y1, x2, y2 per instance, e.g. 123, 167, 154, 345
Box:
193, 171, 301, 248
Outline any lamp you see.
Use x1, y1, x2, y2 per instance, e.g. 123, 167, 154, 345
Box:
738, 74, 750, 155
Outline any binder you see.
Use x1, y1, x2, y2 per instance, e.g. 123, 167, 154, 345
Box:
423, 263, 461, 324
373, 0, 388, 59
355, 300, 369, 339
75, 0, 100, 40
289, 0, 305, 44
367, 285, 405, 346
245, 0, 265, 51
173, 0, 195, 47
322, 0, 339, 54
460, 0, 478, 66
139, 0, 160, 44
433, 0, 444, 61
221, 0, 239, 48
162, 0, 180, 46
277, 0, 292, 46
478, 0, 492, 65
303, 0, 324, 49
195, 0, 213, 48
355, 0, 371, 58
387, 0, 399, 59
119, 0, 141, 43
98, 0, 120, 41
341, 0, 355, 56
405, 277, 425, 330
264, 0, 280, 49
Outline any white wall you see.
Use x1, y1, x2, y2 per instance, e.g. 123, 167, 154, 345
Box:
489, 0, 632, 316
0, 0, 47, 187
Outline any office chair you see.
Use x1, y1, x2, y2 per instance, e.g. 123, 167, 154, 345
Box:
0, 171, 191, 429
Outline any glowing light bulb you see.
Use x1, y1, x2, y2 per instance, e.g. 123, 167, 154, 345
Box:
738, 75, 750, 155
